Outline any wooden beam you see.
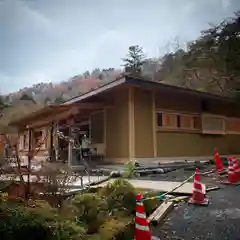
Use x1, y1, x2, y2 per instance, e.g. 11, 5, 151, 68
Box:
27, 108, 78, 128
70, 102, 112, 109
148, 201, 174, 225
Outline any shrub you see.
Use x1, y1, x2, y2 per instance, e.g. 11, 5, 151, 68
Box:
122, 160, 139, 178
58, 199, 79, 221
0, 201, 86, 240
0, 203, 53, 240
51, 220, 86, 240
70, 193, 107, 233
98, 218, 129, 240
99, 179, 136, 216
86, 217, 134, 240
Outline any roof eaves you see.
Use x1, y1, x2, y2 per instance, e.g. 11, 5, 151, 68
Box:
64, 76, 126, 105
8, 105, 59, 127
125, 76, 235, 103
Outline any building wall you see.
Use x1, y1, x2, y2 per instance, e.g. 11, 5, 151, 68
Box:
105, 86, 130, 160
155, 91, 240, 157
134, 87, 154, 158
156, 133, 240, 157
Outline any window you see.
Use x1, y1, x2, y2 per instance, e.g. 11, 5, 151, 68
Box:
201, 114, 225, 134
177, 115, 181, 128
156, 111, 198, 131
181, 115, 197, 129
157, 112, 163, 127
164, 113, 178, 128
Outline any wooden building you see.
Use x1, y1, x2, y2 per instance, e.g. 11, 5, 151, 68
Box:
9, 75, 240, 167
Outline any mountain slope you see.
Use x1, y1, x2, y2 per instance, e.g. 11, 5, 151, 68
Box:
5, 68, 122, 105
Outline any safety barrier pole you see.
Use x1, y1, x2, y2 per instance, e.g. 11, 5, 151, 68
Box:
138, 173, 195, 202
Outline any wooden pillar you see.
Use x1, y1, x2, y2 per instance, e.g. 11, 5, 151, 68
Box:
152, 91, 157, 158
49, 122, 54, 162
68, 127, 72, 167
55, 123, 59, 161
26, 127, 32, 200
27, 128, 32, 164
128, 87, 135, 160
103, 107, 107, 156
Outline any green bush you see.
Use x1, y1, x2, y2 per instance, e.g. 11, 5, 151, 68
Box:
0, 178, 141, 239
0, 203, 53, 240
99, 179, 136, 216
70, 193, 107, 233
86, 217, 134, 240
122, 160, 139, 178
0, 201, 86, 240
98, 218, 129, 240
51, 220, 86, 240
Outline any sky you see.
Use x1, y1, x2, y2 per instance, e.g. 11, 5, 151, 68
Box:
0, 0, 239, 94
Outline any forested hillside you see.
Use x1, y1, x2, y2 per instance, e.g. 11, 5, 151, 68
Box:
157, 11, 240, 97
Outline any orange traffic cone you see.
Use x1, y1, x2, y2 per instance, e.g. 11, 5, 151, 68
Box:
220, 157, 237, 184
228, 156, 240, 184
135, 193, 151, 240
214, 148, 224, 173
232, 157, 240, 181
227, 157, 236, 183
188, 168, 209, 205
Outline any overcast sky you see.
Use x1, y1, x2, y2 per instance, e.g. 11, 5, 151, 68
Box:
0, 0, 239, 94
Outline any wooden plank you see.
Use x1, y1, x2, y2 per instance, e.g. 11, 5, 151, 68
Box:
148, 201, 174, 225
148, 205, 162, 223
129, 180, 195, 195
95, 179, 203, 195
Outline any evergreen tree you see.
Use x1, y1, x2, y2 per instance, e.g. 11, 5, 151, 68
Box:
122, 45, 146, 76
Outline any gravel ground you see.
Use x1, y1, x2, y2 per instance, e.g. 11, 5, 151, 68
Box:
143, 166, 240, 240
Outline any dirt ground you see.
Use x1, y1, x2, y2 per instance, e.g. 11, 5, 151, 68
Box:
143, 166, 240, 240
